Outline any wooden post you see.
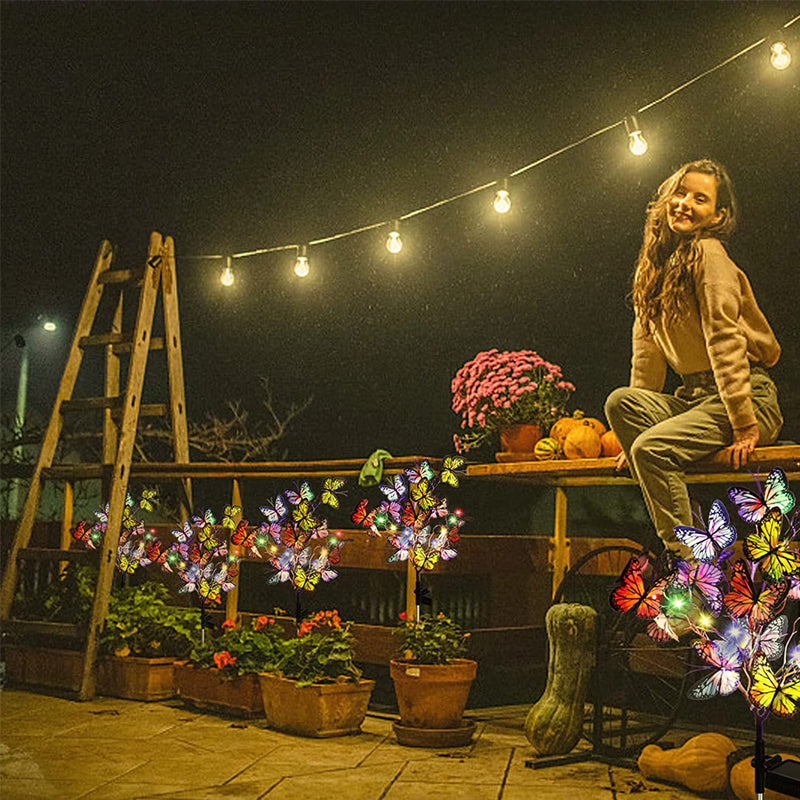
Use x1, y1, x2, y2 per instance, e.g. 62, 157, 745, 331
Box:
0, 241, 114, 619
551, 487, 569, 599
405, 559, 416, 622
225, 478, 243, 622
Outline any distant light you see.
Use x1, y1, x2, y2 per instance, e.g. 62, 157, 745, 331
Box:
770, 41, 791, 70
42, 320, 57, 332
386, 220, 403, 254
294, 245, 310, 278
624, 115, 648, 156
493, 179, 511, 213
220, 257, 235, 287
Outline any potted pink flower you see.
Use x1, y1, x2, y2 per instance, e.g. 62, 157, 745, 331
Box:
451, 348, 576, 454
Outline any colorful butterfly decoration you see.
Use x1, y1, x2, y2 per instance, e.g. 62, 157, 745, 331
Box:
689, 637, 744, 699
748, 652, 800, 718
723, 559, 788, 626
610, 557, 666, 619
743, 510, 800, 584
674, 500, 737, 563
728, 467, 795, 524
321, 477, 346, 508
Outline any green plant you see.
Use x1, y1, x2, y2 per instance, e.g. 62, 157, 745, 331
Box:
188, 615, 283, 677
100, 582, 200, 659
397, 612, 470, 665
272, 610, 362, 687
12, 561, 97, 625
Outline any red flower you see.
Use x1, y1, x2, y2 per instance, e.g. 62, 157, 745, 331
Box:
221, 619, 236, 630
254, 615, 274, 631
213, 650, 237, 669
399, 611, 407, 621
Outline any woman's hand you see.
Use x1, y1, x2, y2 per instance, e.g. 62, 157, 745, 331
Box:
614, 450, 629, 471
723, 423, 760, 469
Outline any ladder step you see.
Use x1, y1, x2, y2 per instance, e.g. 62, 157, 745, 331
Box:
61, 398, 167, 417
97, 268, 144, 286
78, 334, 164, 353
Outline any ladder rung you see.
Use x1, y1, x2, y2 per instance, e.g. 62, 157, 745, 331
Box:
128, 403, 167, 418
78, 334, 164, 353
97, 268, 144, 285
61, 398, 167, 417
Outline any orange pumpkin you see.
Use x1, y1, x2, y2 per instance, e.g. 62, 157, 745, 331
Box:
549, 411, 585, 444
600, 430, 623, 457
563, 424, 602, 459
582, 417, 608, 437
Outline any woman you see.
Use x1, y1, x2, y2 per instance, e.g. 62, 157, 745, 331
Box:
605, 159, 783, 558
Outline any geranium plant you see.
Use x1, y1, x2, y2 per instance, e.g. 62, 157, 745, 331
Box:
397, 611, 470, 665
609, 468, 799, 792
451, 348, 576, 453
188, 614, 282, 678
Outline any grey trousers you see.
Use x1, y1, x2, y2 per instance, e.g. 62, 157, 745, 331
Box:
604, 368, 783, 553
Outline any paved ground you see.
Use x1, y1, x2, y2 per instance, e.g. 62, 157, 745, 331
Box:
0, 688, 789, 800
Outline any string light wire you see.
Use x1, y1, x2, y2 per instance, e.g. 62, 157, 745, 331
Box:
181, 15, 798, 267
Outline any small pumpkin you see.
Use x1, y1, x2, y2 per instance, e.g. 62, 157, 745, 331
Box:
549, 410, 585, 444
581, 417, 608, 437
729, 752, 798, 800
534, 437, 562, 461
563, 423, 602, 459
637, 733, 736, 794
600, 429, 623, 457
525, 603, 597, 756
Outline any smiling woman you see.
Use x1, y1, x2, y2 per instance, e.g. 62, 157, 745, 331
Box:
605, 159, 784, 559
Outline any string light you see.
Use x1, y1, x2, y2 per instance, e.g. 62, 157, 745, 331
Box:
493, 179, 511, 213
294, 245, 310, 277
624, 115, 648, 156
42, 320, 57, 332
386, 220, 403, 253
220, 256, 235, 287
770, 40, 791, 69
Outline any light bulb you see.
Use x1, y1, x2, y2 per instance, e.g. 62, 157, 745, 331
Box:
493, 180, 511, 213
770, 41, 791, 70
42, 320, 57, 332
294, 245, 310, 278
386, 221, 403, 253
220, 258, 235, 287
624, 115, 648, 156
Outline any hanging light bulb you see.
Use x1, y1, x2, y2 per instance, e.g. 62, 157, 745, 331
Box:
770, 40, 791, 70
624, 115, 648, 156
493, 179, 511, 213
220, 256, 235, 287
42, 321, 57, 332
294, 245, 310, 278
386, 220, 403, 254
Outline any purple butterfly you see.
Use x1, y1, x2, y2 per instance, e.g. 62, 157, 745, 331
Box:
380, 473, 407, 503
674, 500, 737, 563
689, 637, 744, 699
674, 560, 724, 616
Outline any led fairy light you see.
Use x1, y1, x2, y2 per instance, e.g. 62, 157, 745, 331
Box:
770, 40, 792, 69
386, 220, 403, 254
220, 256, 235, 287
294, 245, 310, 277
624, 115, 648, 156
493, 179, 511, 213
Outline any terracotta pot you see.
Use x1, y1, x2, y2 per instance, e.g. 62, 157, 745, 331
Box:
259, 672, 375, 737
499, 424, 543, 453
2, 645, 83, 692
96, 655, 176, 701
175, 663, 264, 718
390, 658, 477, 730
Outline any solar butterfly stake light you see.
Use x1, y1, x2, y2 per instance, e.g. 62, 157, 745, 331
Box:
255, 477, 347, 628
351, 457, 466, 621
610, 467, 800, 800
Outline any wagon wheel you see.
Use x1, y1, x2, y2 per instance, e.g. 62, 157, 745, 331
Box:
554, 544, 691, 757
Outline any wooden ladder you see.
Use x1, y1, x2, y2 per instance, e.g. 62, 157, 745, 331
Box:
0, 231, 191, 700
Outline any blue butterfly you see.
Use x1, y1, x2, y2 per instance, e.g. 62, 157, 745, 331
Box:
380, 473, 407, 503
260, 495, 288, 524
674, 500, 737, 563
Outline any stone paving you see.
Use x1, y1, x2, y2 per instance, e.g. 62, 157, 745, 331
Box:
0, 688, 786, 800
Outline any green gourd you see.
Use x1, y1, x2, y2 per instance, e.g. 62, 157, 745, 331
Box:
525, 603, 597, 755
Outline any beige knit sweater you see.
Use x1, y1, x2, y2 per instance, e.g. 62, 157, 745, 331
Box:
630, 237, 781, 430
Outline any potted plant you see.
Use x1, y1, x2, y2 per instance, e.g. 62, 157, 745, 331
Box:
390, 612, 477, 747
451, 348, 576, 455
175, 614, 283, 717
609, 467, 800, 797
97, 581, 201, 701
258, 609, 375, 737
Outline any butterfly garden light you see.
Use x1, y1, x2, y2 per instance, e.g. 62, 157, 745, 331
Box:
610, 467, 800, 795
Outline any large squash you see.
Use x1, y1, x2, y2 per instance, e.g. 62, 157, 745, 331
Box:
525, 603, 597, 756
638, 733, 736, 794
563, 423, 602, 459
549, 411, 585, 444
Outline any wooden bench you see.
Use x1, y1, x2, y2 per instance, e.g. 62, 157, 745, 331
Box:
466, 444, 800, 596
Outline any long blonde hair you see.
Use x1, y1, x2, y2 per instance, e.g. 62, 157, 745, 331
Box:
631, 159, 738, 333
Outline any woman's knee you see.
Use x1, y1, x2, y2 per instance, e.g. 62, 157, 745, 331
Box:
605, 386, 643, 426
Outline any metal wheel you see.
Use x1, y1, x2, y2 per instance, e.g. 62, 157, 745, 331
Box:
554, 544, 691, 757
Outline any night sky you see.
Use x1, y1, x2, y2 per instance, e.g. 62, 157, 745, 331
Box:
2, 1, 799, 461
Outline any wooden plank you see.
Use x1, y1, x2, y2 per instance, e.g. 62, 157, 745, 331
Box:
79, 333, 164, 352
0, 240, 114, 620
79, 232, 165, 701
18, 548, 98, 563
97, 268, 143, 285
4, 620, 82, 639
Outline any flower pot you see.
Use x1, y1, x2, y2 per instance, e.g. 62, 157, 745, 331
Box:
390, 658, 477, 730
499, 423, 543, 453
2, 645, 83, 692
258, 672, 374, 737
96, 656, 176, 701
175, 663, 264, 718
